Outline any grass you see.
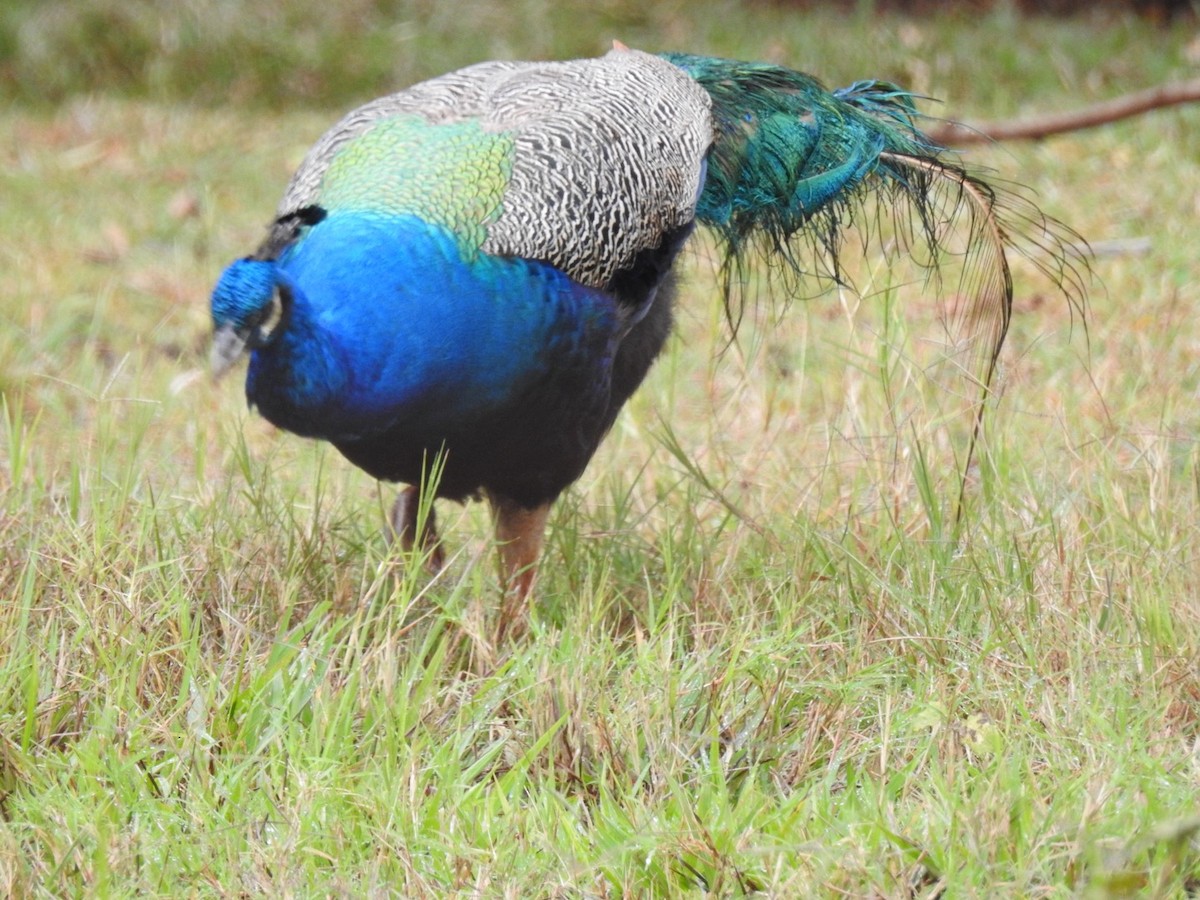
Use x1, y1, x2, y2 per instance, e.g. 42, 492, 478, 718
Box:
3, 1, 1200, 895
1, 0, 1193, 109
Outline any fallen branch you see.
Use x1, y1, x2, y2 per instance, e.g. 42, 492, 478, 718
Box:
925, 77, 1200, 145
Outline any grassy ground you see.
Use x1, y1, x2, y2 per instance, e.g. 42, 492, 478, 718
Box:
3, 2, 1200, 895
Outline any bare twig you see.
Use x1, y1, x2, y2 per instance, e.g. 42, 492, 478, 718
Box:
925, 78, 1200, 145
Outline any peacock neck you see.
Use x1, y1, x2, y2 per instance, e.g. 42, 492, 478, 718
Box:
243, 211, 626, 445
246, 274, 350, 439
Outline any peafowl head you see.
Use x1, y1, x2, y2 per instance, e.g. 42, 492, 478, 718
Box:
210, 258, 287, 376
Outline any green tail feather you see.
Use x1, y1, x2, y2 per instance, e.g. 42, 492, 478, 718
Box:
662, 56, 921, 246
662, 51, 1086, 351
662, 52, 1089, 522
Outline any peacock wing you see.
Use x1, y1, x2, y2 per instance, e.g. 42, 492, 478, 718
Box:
264, 49, 713, 288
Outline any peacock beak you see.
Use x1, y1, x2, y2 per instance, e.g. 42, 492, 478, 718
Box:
210, 324, 249, 379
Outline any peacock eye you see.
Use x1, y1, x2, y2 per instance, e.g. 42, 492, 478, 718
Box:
254, 288, 284, 344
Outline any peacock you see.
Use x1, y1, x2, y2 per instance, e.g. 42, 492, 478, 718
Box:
211, 46, 1082, 621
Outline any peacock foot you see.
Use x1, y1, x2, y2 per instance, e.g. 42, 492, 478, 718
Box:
388, 484, 446, 571
487, 492, 550, 644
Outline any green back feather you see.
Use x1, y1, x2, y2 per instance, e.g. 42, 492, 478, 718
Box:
318, 115, 514, 256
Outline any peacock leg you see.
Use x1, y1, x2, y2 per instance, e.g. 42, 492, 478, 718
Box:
487, 492, 551, 641
389, 485, 446, 571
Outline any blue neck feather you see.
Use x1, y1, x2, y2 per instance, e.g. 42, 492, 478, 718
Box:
247, 211, 622, 442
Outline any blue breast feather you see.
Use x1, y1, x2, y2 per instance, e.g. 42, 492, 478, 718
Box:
246, 211, 623, 443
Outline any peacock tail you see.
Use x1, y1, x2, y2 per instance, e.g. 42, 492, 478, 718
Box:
664, 51, 1084, 405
